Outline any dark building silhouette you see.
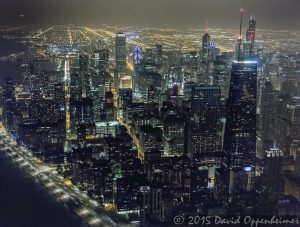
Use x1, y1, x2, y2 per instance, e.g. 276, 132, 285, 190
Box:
3, 77, 16, 132
223, 59, 257, 194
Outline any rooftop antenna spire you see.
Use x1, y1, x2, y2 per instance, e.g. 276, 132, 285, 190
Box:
250, 12, 255, 56
239, 8, 244, 39
205, 21, 208, 33
238, 8, 244, 60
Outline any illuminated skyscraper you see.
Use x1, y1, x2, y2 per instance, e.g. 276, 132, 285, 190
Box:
91, 49, 109, 97
53, 83, 66, 121
74, 98, 95, 141
133, 45, 142, 92
115, 32, 127, 73
82, 74, 92, 98
189, 85, 222, 185
70, 73, 82, 101
69, 72, 83, 137
78, 54, 91, 98
244, 14, 256, 56
92, 49, 109, 72
201, 33, 211, 63
21, 63, 34, 92
64, 59, 71, 82
213, 54, 233, 99
90, 50, 110, 122
246, 14, 256, 42
133, 46, 142, 66
191, 85, 221, 131
155, 44, 163, 68
219, 11, 258, 196
223, 59, 257, 194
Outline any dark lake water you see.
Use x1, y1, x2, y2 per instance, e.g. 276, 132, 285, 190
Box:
0, 39, 24, 80
0, 39, 26, 57
0, 152, 87, 227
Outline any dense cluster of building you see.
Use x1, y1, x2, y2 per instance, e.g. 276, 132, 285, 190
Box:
1, 13, 300, 225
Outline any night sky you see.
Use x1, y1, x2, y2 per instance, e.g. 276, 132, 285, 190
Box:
0, 0, 300, 29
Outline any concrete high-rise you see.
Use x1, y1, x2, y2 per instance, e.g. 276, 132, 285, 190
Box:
92, 49, 109, 97
115, 32, 127, 73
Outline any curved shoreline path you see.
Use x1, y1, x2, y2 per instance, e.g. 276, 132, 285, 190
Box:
0, 124, 124, 227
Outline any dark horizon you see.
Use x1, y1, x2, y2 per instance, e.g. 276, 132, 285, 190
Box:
0, 0, 300, 29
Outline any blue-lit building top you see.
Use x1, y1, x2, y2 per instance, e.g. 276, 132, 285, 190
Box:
133, 46, 142, 65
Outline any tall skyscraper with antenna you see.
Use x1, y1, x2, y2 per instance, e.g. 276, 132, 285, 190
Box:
245, 13, 256, 56
222, 9, 258, 195
115, 32, 127, 73
201, 22, 211, 63
237, 8, 244, 59
246, 13, 256, 42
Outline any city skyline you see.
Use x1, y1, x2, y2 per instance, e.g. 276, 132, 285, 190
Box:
1, 1, 300, 227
